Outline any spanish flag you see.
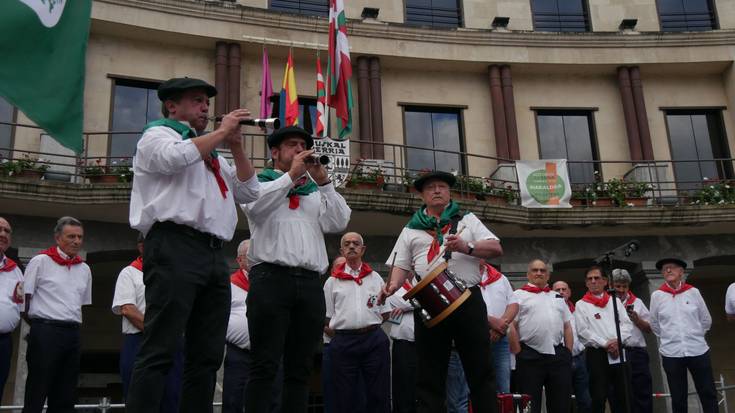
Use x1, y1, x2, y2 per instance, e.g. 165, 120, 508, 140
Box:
280, 50, 299, 127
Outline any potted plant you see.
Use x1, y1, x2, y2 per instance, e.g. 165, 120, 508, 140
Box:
2, 154, 49, 179
453, 175, 483, 201
346, 165, 384, 191
82, 158, 119, 184
110, 159, 134, 183
482, 181, 517, 206
624, 180, 653, 207
587, 171, 613, 207
693, 180, 735, 206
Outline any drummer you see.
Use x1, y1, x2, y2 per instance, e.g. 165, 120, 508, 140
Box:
379, 170, 503, 413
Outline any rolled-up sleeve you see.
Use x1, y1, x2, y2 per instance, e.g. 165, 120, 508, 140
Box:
318, 183, 351, 233
135, 127, 201, 175
231, 173, 261, 204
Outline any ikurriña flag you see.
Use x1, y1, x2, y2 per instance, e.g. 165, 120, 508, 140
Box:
280, 50, 299, 127
327, 0, 353, 140
0, 0, 91, 154
315, 56, 327, 137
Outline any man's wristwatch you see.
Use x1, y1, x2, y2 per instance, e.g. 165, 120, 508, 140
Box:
466, 242, 475, 256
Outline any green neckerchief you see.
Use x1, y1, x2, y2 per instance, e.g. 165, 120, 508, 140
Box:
143, 118, 218, 158
257, 168, 318, 196
406, 201, 465, 244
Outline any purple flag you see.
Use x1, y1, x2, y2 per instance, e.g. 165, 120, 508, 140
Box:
260, 48, 273, 119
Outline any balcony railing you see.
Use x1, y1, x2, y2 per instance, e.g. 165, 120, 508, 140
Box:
2, 121, 735, 207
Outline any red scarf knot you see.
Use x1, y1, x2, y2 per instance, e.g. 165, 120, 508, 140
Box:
479, 263, 503, 288
288, 176, 309, 210
130, 256, 143, 272
331, 262, 373, 285
402, 281, 413, 292
566, 299, 576, 313
623, 291, 637, 307
40, 247, 83, 269
0, 257, 18, 273
582, 291, 611, 308
520, 284, 551, 294
230, 270, 250, 292
426, 223, 452, 264
658, 282, 693, 296
205, 156, 229, 199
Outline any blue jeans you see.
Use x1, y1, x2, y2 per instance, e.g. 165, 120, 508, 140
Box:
572, 351, 592, 413
446, 351, 469, 413
492, 336, 511, 394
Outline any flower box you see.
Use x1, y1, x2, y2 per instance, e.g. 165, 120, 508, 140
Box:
86, 174, 121, 184
16, 169, 44, 180
624, 197, 648, 207
591, 198, 614, 207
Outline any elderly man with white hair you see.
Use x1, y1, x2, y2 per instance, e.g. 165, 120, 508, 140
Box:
0, 217, 23, 397
611, 268, 653, 413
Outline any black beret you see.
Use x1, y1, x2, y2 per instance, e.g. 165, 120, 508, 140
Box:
655, 257, 687, 270
267, 126, 314, 149
413, 171, 456, 192
158, 77, 217, 101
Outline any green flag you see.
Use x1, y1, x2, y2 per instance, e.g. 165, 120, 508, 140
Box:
0, 0, 92, 154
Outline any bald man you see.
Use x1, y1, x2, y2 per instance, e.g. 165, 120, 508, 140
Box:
0, 217, 23, 395
324, 232, 390, 413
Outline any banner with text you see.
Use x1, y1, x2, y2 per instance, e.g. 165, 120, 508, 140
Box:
516, 159, 572, 208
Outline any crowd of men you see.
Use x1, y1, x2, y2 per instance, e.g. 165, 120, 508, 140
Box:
0, 76, 734, 413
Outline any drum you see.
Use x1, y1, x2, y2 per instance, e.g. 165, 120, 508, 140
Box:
403, 261, 471, 328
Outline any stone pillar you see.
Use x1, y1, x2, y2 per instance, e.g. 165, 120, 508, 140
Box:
630, 67, 654, 161
368, 57, 384, 159
500, 65, 520, 160
356, 56, 372, 159
215, 42, 229, 117
489, 65, 509, 160
227, 43, 241, 114
617, 67, 643, 162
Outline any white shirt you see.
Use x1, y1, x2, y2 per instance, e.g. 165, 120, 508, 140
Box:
243, 172, 350, 273
387, 212, 499, 286
0, 256, 23, 334
130, 125, 261, 241
226, 273, 250, 350
568, 311, 586, 357
24, 248, 92, 324
726, 283, 735, 316
621, 295, 650, 348
514, 287, 571, 355
575, 294, 633, 349
324, 266, 386, 330
111, 264, 145, 334
479, 272, 518, 318
650, 286, 711, 358
385, 285, 415, 342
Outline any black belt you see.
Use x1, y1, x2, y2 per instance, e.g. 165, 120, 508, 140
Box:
253, 262, 320, 279
152, 221, 224, 249
335, 325, 380, 335
31, 318, 80, 328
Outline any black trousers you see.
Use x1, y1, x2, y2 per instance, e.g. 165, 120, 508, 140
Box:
586, 347, 631, 413
23, 320, 81, 413
392, 339, 417, 413
414, 287, 497, 413
0, 333, 11, 398
516, 343, 572, 413
661, 352, 718, 413
622, 347, 653, 413
244, 262, 325, 413
222, 343, 283, 413
127, 222, 231, 413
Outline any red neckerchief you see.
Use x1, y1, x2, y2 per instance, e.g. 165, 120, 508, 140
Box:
230, 270, 250, 292
402, 281, 413, 291
130, 256, 143, 272
426, 223, 451, 263
479, 263, 503, 288
566, 299, 576, 313
40, 247, 83, 269
582, 291, 610, 308
659, 282, 693, 296
288, 176, 308, 209
520, 284, 551, 294
623, 291, 637, 306
204, 156, 228, 199
331, 262, 373, 285
0, 257, 18, 273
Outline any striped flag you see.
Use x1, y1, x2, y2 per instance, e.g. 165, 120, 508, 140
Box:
279, 49, 299, 127
259, 48, 273, 119
315, 56, 327, 137
327, 0, 353, 140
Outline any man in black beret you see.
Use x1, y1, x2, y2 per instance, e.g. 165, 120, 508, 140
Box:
126, 77, 260, 413
241, 126, 350, 413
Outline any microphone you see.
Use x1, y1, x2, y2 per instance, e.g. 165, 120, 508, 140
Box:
211, 116, 281, 129
624, 240, 640, 257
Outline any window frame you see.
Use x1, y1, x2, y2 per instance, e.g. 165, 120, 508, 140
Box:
269, 94, 319, 136
107, 76, 163, 160
404, 0, 464, 29
530, 0, 591, 33
655, 0, 718, 32
269, 0, 329, 18
0, 98, 17, 159
400, 103, 468, 175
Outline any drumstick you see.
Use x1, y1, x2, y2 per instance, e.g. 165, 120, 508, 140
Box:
426, 225, 466, 271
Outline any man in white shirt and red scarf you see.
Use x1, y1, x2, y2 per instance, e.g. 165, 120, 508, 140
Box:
243, 126, 350, 413
112, 234, 183, 412
23, 216, 92, 413
574, 266, 633, 413
650, 257, 717, 413
127, 77, 260, 413
0, 217, 23, 396
512, 259, 573, 413
379, 171, 503, 413
611, 268, 653, 413
324, 232, 390, 412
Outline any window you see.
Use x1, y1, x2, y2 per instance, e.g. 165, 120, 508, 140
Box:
531, 0, 590, 32
270, 0, 328, 17
665, 110, 732, 191
657, 0, 716, 32
270, 95, 319, 136
0, 97, 15, 159
405, 0, 462, 28
536, 110, 599, 185
109, 78, 161, 160
403, 106, 465, 174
